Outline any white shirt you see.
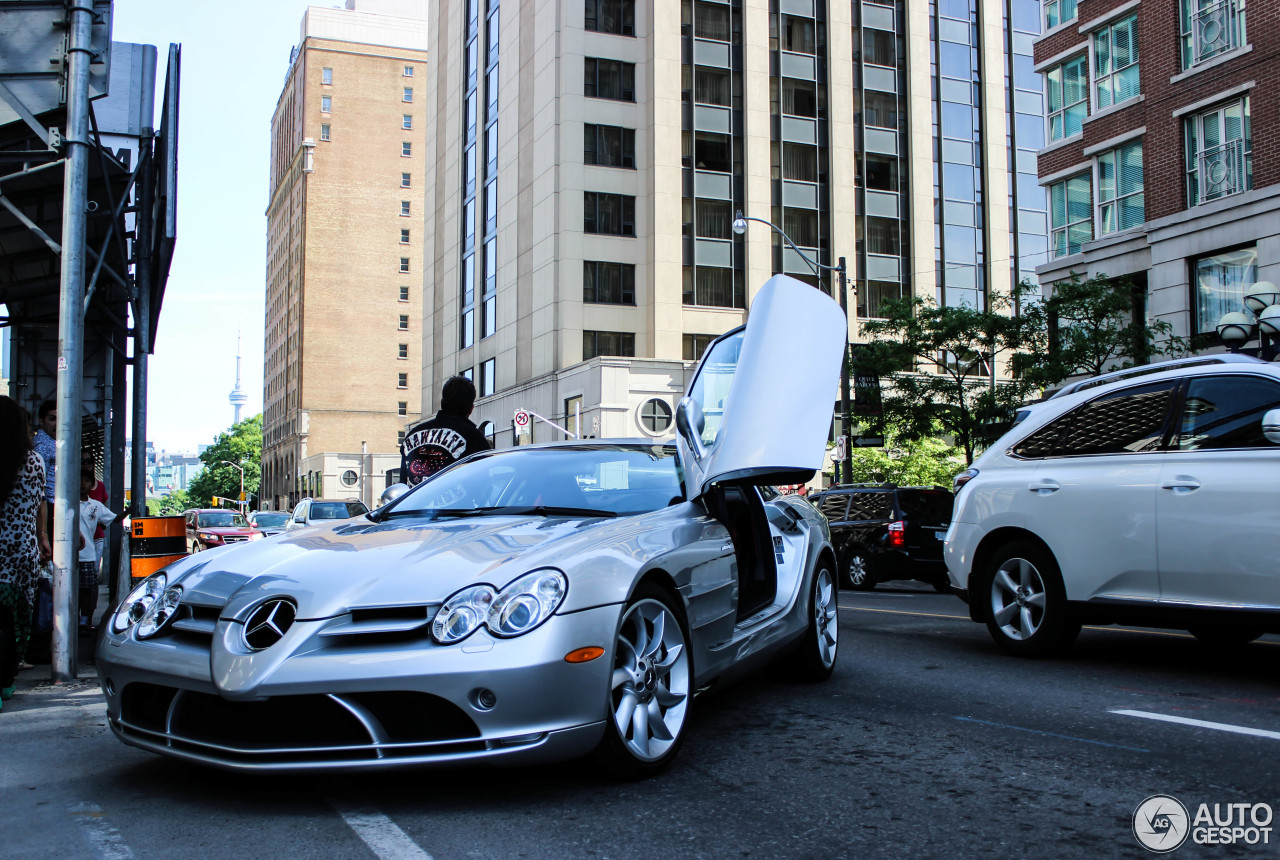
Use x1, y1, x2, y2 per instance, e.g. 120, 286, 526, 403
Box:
78, 498, 116, 563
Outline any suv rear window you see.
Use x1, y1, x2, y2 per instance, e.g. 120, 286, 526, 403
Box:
845, 491, 893, 522
897, 490, 952, 523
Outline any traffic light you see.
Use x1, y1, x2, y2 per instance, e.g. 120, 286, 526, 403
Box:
212, 497, 218, 507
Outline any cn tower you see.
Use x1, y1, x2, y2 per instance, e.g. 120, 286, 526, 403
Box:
229, 330, 248, 424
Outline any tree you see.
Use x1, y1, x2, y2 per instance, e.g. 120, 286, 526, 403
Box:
840, 427, 965, 488
154, 489, 191, 516
187, 414, 262, 508
1020, 272, 1192, 385
859, 286, 1040, 465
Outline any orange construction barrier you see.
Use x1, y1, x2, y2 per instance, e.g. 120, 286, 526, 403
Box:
130, 515, 188, 580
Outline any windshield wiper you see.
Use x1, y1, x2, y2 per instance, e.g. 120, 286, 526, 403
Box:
504, 505, 618, 518
377, 505, 619, 521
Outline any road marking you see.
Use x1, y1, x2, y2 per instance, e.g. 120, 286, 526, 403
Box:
953, 716, 1149, 753
839, 605, 970, 621
69, 802, 134, 860
334, 803, 433, 860
1110, 709, 1280, 741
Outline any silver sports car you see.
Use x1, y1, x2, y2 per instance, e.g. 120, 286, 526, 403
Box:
99, 275, 847, 776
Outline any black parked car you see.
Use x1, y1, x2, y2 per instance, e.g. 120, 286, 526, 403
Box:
810, 484, 955, 592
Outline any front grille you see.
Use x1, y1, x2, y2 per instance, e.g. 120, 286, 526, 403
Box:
222, 535, 249, 543
118, 683, 483, 765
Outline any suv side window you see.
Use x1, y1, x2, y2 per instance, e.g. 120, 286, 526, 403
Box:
1014, 381, 1178, 458
815, 493, 850, 521
1178, 376, 1280, 450
847, 491, 893, 522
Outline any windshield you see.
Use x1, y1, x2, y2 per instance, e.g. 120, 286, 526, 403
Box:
897, 490, 954, 524
252, 512, 289, 527
199, 512, 247, 528
311, 501, 369, 520
383, 445, 684, 519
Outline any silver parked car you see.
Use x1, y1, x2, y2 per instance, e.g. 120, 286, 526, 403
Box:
98, 275, 847, 776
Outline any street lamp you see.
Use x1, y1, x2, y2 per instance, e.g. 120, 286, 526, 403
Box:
220, 460, 246, 511
1216, 281, 1280, 360
733, 210, 855, 483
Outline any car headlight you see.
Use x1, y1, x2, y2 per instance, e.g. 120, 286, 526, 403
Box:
112, 574, 167, 634
135, 586, 183, 639
488, 569, 566, 638
431, 584, 496, 644
200, 532, 219, 542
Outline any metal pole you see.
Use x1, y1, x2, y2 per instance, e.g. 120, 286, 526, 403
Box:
51, 0, 95, 682
837, 258, 853, 485
132, 134, 154, 518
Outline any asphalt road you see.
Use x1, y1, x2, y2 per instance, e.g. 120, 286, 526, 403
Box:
3, 583, 1277, 859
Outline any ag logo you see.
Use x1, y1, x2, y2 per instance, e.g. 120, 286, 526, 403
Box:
1134, 795, 1190, 853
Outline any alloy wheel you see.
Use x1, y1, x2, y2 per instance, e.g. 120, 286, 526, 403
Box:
990, 557, 1046, 641
848, 555, 868, 585
813, 567, 838, 668
610, 599, 690, 762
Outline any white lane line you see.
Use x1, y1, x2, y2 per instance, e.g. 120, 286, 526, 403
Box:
1110, 709, 1280, 741
69, 802, 135, 860
333, 803, 434, 860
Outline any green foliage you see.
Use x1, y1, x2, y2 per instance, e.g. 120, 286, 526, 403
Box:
154, 489, 191, 516
1019, 272, 1193, 384
841, 429, 965, 488
186, 414, 262, 508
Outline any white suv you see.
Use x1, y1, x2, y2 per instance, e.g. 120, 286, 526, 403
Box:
945, 355, 1280, 656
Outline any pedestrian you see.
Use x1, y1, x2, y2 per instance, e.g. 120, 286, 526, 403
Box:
77, 468, 116, 631
0, 396, 52, 709
84, 455, 109, 577
399, 376, 491, 485
32, 400, 56, 534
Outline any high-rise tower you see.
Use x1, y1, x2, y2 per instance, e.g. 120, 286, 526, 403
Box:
229, 330, 248, 425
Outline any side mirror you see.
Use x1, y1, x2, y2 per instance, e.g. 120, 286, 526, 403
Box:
380, 482, 410, 506
675, 397, 705, 442
1263, 408, 1280, 445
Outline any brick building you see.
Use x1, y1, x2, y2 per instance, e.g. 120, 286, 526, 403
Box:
1034, 0, 1280, 347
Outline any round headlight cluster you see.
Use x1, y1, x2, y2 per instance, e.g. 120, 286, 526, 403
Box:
135, 586, 183, 639
431, 569, 567, 645
112, 574, 167, 634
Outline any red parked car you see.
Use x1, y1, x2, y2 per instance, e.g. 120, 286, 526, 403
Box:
184, 508, 264, 553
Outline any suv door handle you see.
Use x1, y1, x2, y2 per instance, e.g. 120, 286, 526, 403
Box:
1028, 480, 1060, 493
1161, 476, 1201, 492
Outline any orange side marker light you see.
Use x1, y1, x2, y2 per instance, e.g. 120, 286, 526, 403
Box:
565, 646, 605, 663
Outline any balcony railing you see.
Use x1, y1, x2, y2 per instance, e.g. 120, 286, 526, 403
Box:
1198, 137, 1247, 203
1192, 0, 1242, 65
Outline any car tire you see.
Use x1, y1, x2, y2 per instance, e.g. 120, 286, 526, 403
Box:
594, 584, 692, 779
843, 551, 876, 591
786, 561, 838, 682
983, 540, 1080, 658
1188, 626, 1263, 649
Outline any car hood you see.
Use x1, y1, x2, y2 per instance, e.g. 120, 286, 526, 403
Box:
198, 526, 256, 536
166, 514, 624, 621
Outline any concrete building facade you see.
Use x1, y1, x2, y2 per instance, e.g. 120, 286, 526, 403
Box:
261, 1, 429, 510
1034, 0, 1279, 346
420, 0, 1048, 448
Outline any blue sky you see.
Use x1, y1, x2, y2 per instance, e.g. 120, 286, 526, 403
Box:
114, 0, 320, 451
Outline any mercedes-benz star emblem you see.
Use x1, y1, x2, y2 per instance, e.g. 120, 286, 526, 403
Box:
243, 599, 297, 651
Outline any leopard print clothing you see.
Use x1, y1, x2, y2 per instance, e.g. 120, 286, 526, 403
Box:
0, 449, 45, 604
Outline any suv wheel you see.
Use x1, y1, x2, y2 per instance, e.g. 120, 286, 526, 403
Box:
843, 551, 876, 591
983, 540, 1079, 657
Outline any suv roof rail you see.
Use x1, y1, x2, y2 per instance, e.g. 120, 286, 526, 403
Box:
1048, 354, 1265, 400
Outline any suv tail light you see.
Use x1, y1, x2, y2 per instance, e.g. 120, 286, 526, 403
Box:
887, 520, 905, 548
953, 468, 979, 494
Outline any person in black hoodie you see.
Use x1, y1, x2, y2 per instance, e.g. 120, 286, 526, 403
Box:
400, 376, 491, 486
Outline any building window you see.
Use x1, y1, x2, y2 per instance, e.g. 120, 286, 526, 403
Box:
320, 124, 330, 141
322, 67, 333, 85
585, 0, 635, 36
401, 201, 411, 216
403, 114, 413, 130
398, 401, 408, 416
399, 286, 410, 302
862, 91, 898, 130
1045, 0, 1077, 28
400, 229, 411, 244
682, 334, 716, 362
693, 132, 732, 172
398, 430, 406, 446
399, 257, 410, 273
321, 95, 332, 113
694, 67, 730, 106
398, 343, 409, 359
1194, 246, 1256, 335
584, 124, 636, 169
1094, 14, 1139, 109
401, 172, 411, 188
1050, 172, 1092, 257
402, 141, 412, 157
583, 261, 636, 304
584, 192, 636, 236
1185, 97, 1251, 207
341, 469, 358, 488
583, 330, 635, 359
682, 266, 743, 308
858, 281, 908, 320
398, 373, 408, 389
1046, 55, 1087, 141
1181, 0, 1245, 70
564, 395, 583, 437
403, 65, 414, 77
639, 398, 673, 434
1097, 141, 1144, 234
403, 87, 413, 103
584, 57, 636, 102
399, 314, 410, 330
479, 358, 496, 396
